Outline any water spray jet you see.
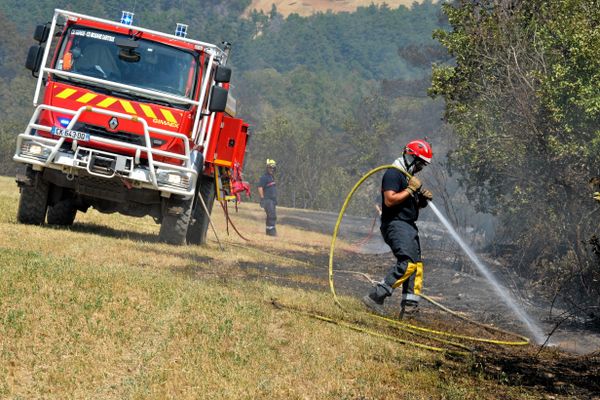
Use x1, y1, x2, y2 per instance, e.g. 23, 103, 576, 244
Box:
428, 201, 547, 345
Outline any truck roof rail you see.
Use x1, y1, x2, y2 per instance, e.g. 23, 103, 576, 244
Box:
54, 9, 227, 58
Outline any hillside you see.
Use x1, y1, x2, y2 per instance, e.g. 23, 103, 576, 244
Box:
246, 0, 424, 16
1, 176, 598, 398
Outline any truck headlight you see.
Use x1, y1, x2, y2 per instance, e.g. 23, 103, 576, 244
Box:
29, 144, 43, 155
167, 174, 181, 185
21, 142, 51, 158
157, 171, 190, 188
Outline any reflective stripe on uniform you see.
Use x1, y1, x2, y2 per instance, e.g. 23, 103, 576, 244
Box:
393, 261, 423, 302
414, 261, 423, 295
392, 261, 417, 289
402, 293, 420, 302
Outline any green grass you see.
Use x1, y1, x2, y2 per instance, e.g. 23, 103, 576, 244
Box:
0, 176, 546, 399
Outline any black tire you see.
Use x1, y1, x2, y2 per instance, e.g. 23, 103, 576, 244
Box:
187, 174, 216, 245
16, 170, 49, 225
47, 198, 77, 226
158, 195, 193, 245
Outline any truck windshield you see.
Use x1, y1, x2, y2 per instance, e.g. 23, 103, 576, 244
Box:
54, 26, 198, 100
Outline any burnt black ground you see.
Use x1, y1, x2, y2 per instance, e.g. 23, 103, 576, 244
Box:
279, 206, 600, 353
253, 206, 600, 398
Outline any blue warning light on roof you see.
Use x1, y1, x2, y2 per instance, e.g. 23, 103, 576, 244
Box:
175, 23, 188, 38
121, 11, 134, 25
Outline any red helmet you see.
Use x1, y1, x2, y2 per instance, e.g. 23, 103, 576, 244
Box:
404, 139, 433, 164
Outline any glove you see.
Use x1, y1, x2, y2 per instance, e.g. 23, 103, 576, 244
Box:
259, 198, 265, 208
420, 188, 433, 201
594, 192, 600, 203
406, 176, 422, 195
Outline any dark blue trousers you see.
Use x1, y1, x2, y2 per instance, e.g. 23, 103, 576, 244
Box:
371, 219, 423, 304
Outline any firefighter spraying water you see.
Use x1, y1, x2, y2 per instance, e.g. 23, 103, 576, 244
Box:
14, 9, 250, 245
326, 152, 536, 352
355, 139, 546, 342
362, 139, 433, 318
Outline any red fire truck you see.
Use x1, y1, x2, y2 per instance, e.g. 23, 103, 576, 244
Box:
15, 9, 249, 245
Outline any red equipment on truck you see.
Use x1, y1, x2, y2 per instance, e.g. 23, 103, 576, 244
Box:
15, 9, 250, 245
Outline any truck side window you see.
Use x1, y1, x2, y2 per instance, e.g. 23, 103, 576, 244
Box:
185, 58, 197, 97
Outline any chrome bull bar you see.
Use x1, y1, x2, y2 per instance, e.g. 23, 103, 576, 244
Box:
14, 104, 198, 197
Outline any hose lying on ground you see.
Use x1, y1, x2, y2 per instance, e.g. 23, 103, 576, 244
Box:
212, 165, 531, 353
324, 165, 530, 352
267, 165, 529, 353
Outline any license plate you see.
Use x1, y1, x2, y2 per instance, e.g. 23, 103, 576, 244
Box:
51, 127, 90, 142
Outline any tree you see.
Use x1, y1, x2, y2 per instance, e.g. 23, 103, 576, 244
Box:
430, 0, 600, 309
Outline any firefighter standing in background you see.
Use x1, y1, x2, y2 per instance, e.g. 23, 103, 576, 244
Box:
258, 159, 278, 236
362, 139, 433, 317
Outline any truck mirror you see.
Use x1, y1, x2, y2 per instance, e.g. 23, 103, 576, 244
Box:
115, 37, 140, 49
116, 37, 141, 62
33, 24, 50, 43
214, 65, 231, 83
25, 45, 44, 74
208, 86, 228, 113
118, 48, 140, 62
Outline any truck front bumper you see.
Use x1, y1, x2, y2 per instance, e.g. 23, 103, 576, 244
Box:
15, 134, 197, 198
14, 104, 201, 198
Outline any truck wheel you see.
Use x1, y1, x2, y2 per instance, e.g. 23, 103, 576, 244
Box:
47, 198, 77, 226
187, 175, 216, 245
159, 195, 193, 245
16, 171, 49, 225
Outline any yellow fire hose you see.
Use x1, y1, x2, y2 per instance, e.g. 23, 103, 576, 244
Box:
221, 164, 530, 354
272, 165, 529, 356
323, 165, 530, 353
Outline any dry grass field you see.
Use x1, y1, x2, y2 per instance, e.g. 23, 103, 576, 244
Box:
245, 0, 423, 17
0, 175, 595, 399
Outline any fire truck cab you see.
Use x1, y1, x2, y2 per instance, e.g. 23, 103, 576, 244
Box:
15, 9, 249, 245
